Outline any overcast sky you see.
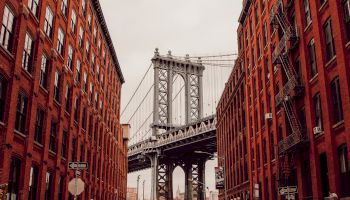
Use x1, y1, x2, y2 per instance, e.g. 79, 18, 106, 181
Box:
99, 0, 242, 198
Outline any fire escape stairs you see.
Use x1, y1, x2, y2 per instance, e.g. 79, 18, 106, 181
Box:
271, 0, 308, 155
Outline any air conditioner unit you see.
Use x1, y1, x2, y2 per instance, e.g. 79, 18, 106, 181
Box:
265, 113, 273, 120
313, 126, 323, 135
274, 66, 278, 72
267, 73, 270, 79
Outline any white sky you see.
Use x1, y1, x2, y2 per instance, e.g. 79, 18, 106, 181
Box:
99, 0, 243, 198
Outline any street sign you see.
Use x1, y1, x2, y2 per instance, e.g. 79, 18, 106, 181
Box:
279, 186, 298, 195
68, 178, 85, 195
68, 162, 88, 170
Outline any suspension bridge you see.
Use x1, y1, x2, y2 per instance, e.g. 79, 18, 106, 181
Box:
122, 48, 237, 200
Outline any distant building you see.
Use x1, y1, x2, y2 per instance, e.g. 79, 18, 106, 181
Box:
127, 188, 137, 200
175, 185, 185, 200
209, 191, 218, 200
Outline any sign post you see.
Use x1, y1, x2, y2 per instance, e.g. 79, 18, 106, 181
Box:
68, 162, 88, 200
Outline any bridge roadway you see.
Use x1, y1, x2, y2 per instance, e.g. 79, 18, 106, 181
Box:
127, 115, 217, 200
128, 115, 217, 173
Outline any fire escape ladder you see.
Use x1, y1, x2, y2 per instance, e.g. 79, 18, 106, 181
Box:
271, 0, 306, 154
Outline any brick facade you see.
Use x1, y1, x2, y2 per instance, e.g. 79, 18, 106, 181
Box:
0, 0, 127, 199
217, 0, 350, 199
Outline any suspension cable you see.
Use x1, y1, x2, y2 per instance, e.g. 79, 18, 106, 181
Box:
121, 63, 152, 117
127, 84, 154, 123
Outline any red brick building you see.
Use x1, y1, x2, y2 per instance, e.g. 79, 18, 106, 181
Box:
217, 58, 249, 199
217, 0, 350, 199
0, 0, 127, 199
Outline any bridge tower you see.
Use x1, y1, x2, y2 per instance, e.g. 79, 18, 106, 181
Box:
148, 49, 207, 200
152, 48, 204, 133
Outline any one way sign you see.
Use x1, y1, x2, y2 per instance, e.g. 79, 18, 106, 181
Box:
68, 162, 88, 170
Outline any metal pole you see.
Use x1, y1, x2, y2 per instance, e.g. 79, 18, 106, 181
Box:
223, 158, 227, 200
136, 175, 140, 200
143, 180, 145, 200
74, 169, 78, 200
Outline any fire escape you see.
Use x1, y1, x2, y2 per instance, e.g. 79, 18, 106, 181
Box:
270, 0, 308, 155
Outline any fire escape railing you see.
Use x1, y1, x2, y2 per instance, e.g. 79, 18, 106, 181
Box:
270, 0, 308, 154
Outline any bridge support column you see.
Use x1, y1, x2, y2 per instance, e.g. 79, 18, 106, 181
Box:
157, 160, 174, 200
184, 159, 206, 200
150, 154, 158, 200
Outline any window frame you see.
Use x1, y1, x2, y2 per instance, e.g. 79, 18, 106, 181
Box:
0, 5, 15, 52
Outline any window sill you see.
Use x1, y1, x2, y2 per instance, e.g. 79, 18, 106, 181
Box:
33, 141, 43, 148
318, 1, 329, 13
325, 56, 337, 70
304, 22, 313, 33
345, 41, 350, 49
309, 74, 319, 85
0, 44, 14, 60
0, 121, 6, 128
332, 120, 344, 130
53, 99, 61, 108
14, 130, 27, 139
49, 150, 57, 157
314, 131, 325, 139
21, 68, 34, 80
39, 85, 49, 94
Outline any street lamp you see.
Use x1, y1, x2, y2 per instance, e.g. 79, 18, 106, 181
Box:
142, 180, 145, 200
194, 151, 227, 200
136, 175, 140, 200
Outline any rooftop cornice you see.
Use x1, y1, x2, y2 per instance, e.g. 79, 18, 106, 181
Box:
91, 0, 125, 84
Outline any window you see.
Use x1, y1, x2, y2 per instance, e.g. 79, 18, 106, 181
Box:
343, 0, 350, 42
71, 137, 77, 161
270, 134, 275, 160
0, 74, 7, 121
0, 5, 15, 51
263, 22, 268, 47
44, 6, 54, 38
28, 0, 39, 18
58, 176, 64, 200
90, 83, 93, 101
330, 77, 343, 124
308, 39, 317, 78
49, 121, 57, 152
65, 84, 71, 112
57, 28, 65, 56
80, 144, 84, 161
82, 107, 87, 130
61, 0, 68, 17
338, 144, 350, 197
88, 14, 92, 30
86, 41, 90, 58
320, 153, 330, 197
320, 0, 327, 6
76, 59, 81, 82
74, 97, 79, 122
79, 26, 84, 49
34, 109, 44, 144
15, 92, 28, 133
83, 72, 88, 92
62, 130, 68, 158
28, 165, 39, 200
313, 93, 323, 129
303, 0, 312, 26
67, 44, 74, 70
82, 0, 86, 16
70, 9, 76, 34
323, 18, 336, 61
7, 157, 21, 200
45, 171, 53, 200
93, 27, 97, 44
54, 70, 61, 102
22, 33, 34, 73
40, 54, 49, 88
